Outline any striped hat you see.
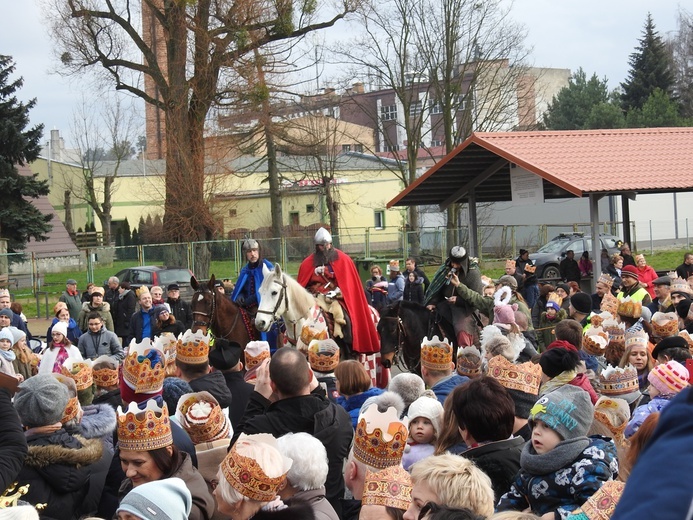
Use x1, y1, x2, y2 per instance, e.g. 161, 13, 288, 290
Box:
648, 360, 689, 396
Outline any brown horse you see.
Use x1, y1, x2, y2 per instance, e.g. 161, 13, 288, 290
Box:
190, 275, 253, 346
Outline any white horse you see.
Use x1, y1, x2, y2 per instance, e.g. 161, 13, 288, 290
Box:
255, 263, 331, 351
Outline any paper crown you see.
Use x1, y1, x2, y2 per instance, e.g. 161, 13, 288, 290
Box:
546, 291, 563, 309
221, 434, 291, 502
176, 329, 211, 364
308, 339, 340, 372
176, 391, 231, 444
353, 404, 408, 469
593, 397, 630, 448
599, 365, 640, 398
505, 259, 516, 269
597, 273, 614, 287
420, 336, 453, 371
600, 292, 619, 316
245, 341, 271, 370
617, 297, 642, 319
589, 311, 612, 329
625, 329, 649, 349
487, 355, 542, 395
0, 289, 9, 299
389, 259, 400, 271
299, 325, 328, 350
92, 355, 119, 387
582, 327, 609, 356
573, 480, 626, 520
123, 337, 167, 394
456, 346, 483, 378
61, 358, 93, 391
362, 465, 412, 511
524, 263, 536, 274
135, 286, 150, 298
670, 277, 693, 295
679, 330, 693, 351
117, 400, 173, 452
651, 312, 679, 338
62, 395, 81, 424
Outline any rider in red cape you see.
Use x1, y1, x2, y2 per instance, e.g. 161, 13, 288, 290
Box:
298, 227, 380, 354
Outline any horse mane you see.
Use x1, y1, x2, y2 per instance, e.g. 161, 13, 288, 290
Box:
279, 270, 316, 315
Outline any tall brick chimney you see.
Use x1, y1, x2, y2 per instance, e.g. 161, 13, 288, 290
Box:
142, 0, 167, 160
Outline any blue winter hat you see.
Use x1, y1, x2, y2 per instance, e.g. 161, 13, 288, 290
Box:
546, 301, 561, 312
0, 308, 13, 318
0, 328, 14, 344
118, 477, 192, 520
162, 377, 193, 414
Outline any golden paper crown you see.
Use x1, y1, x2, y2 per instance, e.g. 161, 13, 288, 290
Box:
135, 286, 150, 298
123, 337, 167, 394
597, 273, 614, 287
245, 341, 271, 371
679, 330, 693, 351
353, 404, 408, 469
456, 346, 483, 378
298, 325, 328, 350
589, 311, 612, 329
593, 397, 630, 448
573, 480, 625, 520
308, 339, 340, 372
61, 359, 93, 391
583, 327, 609, 356
651, 312, 679, 338
546, 291, 563, 308
524, 263, 536, 274
221, 434, 290, 502
92, 355, 119, 388
362, 465, 412, 511
625, 329, 649, 349
0, 289, 10, 299
505, 259, 516, 269
600, 292, 619, 316
176, 391, 230, 444
599, 365, 640, 397
61, 396, 81, 424
670, 277, 693, 295
487, 355, 542, 395
389, 259, 400, 271
117, 400, 173, 452
617, 297, 642, 319
420, 336, 453, 371
176, 329, 211, 364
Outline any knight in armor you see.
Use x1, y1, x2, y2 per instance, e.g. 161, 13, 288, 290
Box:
231, 239, 278, 347
424, 246, 484, 347
297, 227, 380, 355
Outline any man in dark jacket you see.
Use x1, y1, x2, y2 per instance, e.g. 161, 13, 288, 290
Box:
405, 257, 430, 293
233, 348, 353, 517
166, 283, 193, 329
175, 349, 234, 411
0, 383, 28, 494
675, 252, 693, 280
77, 312, 125, 362
208, 339, 253, 430
559, 250, 581, 283
104, 276, 120, 321
114, 281, 137, 343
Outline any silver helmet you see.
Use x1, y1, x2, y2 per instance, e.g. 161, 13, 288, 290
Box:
314, 227, 332, 245
242, 238, 259, 254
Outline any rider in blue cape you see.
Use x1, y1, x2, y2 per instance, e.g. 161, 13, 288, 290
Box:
231, 239, 279, 348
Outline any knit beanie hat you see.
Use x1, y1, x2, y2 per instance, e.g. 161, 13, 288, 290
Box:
556, 283, 570, 296
571, 292, 592, 315
388, 373, 425, 410
406, 395, 444, 437
648, 360, 689, 396
14, 374, 69, 427
52, 321, 69, 339
539, 348, 580, 378
621, 265, 639, 280
117, 477, 192, 520
8, 325, 26, 345
507, 389, 538, 419
0, 308, 13, 318
494, 304, 518, 330
162, 377, 194, 415
0, 327, 14, 344
530, 385, 594, 441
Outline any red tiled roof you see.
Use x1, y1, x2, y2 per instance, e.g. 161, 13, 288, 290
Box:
388, 127, 693, 208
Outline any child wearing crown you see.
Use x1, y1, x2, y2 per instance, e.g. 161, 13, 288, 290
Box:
401, 395, 443, 471
537, 292, 568, 352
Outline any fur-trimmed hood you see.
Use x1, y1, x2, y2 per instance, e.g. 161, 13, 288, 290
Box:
26, 432, 103, 469
79, 403, 117, 440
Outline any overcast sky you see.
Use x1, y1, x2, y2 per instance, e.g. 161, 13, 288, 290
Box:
1, 1, 684, 148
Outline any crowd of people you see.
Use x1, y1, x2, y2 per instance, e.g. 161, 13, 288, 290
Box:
1, 244, 693, 520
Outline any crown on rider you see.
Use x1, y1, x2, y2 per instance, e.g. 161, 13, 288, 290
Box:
420, 335, 454, 371
176, 329, 210, 365
308, 339, 340, 373
123, 337, 168, 394
353, 403, 408, 469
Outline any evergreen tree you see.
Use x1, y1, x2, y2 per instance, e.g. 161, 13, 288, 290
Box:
122, 217, 131, 246
0, 55, 52, 253
621, 14, 676, 113
626, 88, 690, 127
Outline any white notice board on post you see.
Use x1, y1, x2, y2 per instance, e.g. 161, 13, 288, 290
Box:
510, 165, 544, 206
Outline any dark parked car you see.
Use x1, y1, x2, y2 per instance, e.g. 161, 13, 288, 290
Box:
111, 266, 195, 299
529, 233, 622, 279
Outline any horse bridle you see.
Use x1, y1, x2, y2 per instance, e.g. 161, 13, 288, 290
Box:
381, 313, 407, 368
255, 275, 291, 324
192, 287, 241, 338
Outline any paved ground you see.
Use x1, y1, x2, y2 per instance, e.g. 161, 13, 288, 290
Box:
26, 318, 54, 339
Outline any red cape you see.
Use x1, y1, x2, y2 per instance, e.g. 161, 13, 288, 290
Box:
298, 250, 380, 354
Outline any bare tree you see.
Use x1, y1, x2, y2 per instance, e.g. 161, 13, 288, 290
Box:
46, 0, 360, 274
667, 8, 693, 118
59, 93, 138, 245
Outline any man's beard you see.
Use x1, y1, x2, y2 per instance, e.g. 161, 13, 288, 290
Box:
314, 247, 338, 266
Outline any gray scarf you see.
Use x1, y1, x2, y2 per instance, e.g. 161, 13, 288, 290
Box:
520, 437, 590, 475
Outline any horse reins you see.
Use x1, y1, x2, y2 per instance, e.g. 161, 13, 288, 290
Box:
192, 287, 242, 339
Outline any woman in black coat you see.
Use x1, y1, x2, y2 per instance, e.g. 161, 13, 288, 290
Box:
153, 306, 186, 336
403, 271, 425, 305
114, 282, 137, 342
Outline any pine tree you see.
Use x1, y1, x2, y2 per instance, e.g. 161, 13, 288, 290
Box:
621, 14, 676, 113
0, 55, 52, 252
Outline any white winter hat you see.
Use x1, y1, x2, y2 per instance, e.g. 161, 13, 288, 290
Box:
406, 395, 444, 435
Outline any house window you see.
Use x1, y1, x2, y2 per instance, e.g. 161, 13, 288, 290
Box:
383, 143, 399, 152
380, 104, 397, 121
410, 101, 423, 116
342, 144, 351, 152
429, 100, 443, 114
431, 139, 444, 147
229, 209, 237, 217
289, 212, 300, 226
374, 210, 385, 229
306, 204, 315, 213
354, 144, 364, 153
